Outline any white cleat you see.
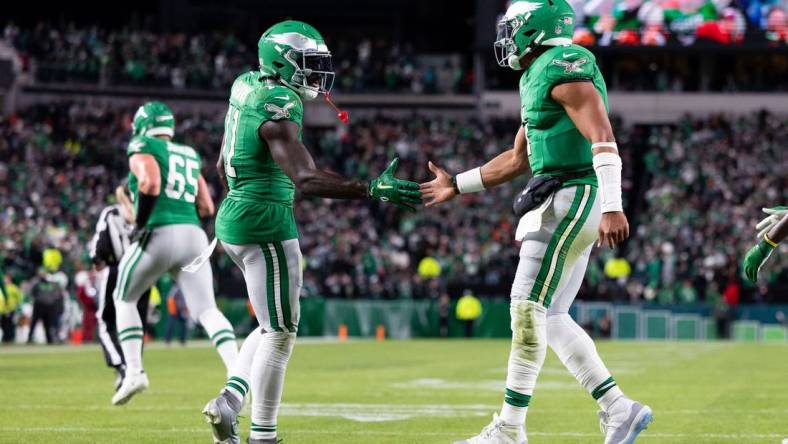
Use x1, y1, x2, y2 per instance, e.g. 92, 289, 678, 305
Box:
454, 413, 527, 444
599, 398, 653, 444
111, 371, 149, 405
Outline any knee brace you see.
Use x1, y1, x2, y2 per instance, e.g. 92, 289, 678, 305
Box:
507, 301, 548, 385
511, 300, 547, 350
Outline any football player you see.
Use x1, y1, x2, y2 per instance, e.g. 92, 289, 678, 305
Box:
743, 206, 787, 283
421, 1, 652, 443
112, 101, 239, 405
200, 20, 421, 444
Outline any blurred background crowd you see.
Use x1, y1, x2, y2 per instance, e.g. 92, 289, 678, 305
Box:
1, 102, 785, 340
2, 23, 474, 94
1, 0, 786, 343
3, 8, 788, 94
568, 0, 788, 47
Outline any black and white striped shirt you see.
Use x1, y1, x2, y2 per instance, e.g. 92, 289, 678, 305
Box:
89, 205, 133, 267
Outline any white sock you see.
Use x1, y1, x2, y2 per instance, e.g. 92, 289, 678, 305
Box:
223, 326, 263, 403
116, 299, 144, 373
249, 331, 296, 440
198, 308, 239, 376
500, 300, 547, 427
547, 313, 624, 411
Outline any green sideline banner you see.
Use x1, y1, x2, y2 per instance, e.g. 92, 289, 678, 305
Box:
299, 298, 512, 339
154, 298, 514, 339
155, 298, 788, 341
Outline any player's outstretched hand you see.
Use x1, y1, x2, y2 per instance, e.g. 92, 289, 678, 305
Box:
742, 239, 775, 284
420, 161, 457, 207
756, 206, 787, 239
598, 211, 629, 248
369, 158, 422, 211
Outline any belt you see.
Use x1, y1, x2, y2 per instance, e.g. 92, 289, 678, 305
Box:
553, 168, 595, 183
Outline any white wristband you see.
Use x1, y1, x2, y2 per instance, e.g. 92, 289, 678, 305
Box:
455, 167, 485, 194
591, 142, 618, 150
593, 152, 623, 213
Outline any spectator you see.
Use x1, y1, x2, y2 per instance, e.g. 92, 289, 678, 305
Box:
456, 289, 482, 338
27, 254, 68, 344
1, 271, 23, 343
74, 267, 98, 342
165, 286, 189, 346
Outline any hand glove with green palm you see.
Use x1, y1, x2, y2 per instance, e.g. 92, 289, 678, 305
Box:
369, 158, 422, 211
742, 237, 776, 284
755, 206, 787, 238
743, 206, 786, 283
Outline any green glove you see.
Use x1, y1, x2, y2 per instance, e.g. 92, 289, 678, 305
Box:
742, 238, 776, 284
369, 158, 422, 211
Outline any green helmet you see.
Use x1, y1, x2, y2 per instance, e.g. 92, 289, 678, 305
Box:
132, 101, 175, 137
258, 20, 334, 100
495, 0, 576, 70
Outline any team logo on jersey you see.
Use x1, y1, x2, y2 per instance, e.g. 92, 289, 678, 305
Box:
552, 58, 588, 74
129, 140, 145, 153
264, 102, 296, 120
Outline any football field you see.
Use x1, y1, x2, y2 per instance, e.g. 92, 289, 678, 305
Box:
0, 339, 786, 444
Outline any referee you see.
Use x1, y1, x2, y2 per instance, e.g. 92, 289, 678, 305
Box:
89, 185, 151, 391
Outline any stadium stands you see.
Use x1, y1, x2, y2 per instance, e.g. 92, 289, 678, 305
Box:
1, 102, 785, 307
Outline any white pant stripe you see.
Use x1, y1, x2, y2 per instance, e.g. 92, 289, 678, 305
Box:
115, 244, 142, 301
537, 185, 591, 304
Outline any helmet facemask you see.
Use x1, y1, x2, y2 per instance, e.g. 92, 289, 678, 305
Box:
495, 16, 520, 68
495, 14, 544, 70
284, 49, 335, 100
494, 0, 576, 71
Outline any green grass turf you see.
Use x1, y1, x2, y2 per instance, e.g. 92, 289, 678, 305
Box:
0, 339, 786, 443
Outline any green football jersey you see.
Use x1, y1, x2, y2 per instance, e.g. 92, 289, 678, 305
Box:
127, 135, 202, 228
215, 71, 303, 244
520, 44, 608, 187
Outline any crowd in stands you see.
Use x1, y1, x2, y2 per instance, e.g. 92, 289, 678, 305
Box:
621, 111, 787, 305
0, 101, 786, 342
568, 0, 787, 47
2, 22, 473, 94
4, 17, 788, 95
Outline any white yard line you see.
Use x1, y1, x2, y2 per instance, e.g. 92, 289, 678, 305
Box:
0, 337, 351, 354
3, 403, 787, 416
0, 427, 784, 440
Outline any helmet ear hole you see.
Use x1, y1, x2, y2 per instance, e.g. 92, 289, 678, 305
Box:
524, 29, 537, 37
273, 61, 285, 69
